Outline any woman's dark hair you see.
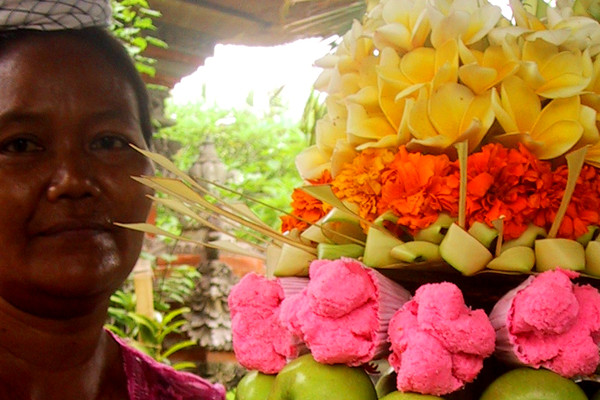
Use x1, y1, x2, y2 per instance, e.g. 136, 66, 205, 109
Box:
0, 27, 153, 146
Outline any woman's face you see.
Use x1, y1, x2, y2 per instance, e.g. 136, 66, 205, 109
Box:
0, 34, 153, 317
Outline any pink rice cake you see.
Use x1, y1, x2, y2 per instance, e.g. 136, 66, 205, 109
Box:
279, 258, 410, 366
228, 273, 300, 374
493, 269, 600, 378
388, 282, 495, 396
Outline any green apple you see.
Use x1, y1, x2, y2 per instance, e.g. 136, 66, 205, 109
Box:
375, 367, 397, 398
439, 223, 492, 275
379, 392, 444, 399
267, 353, 377, 400
585, 240, 600, 276
534, 238, 585, 272
486, 246, 535, 273
236, 370, 276, 400
414, 214, 455, 244
479, 368, 587, 400
390, 241, 441, 263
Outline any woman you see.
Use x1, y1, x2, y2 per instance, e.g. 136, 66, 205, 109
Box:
0, 1, 225, 399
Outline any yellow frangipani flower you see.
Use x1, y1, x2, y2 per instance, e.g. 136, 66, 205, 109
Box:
458, 39, 520, 94
372, 0, 431, 53
577, 103, 600, 145
406, 82, 495, 153
314, 21, 378, 97
308, 97, 360, 179
585, 53, 600, 95
314, 96, 348, 156
578, 58, 600, 144
330, 139, 359, 178
546, 8, 600, 55
346, 102, 397, 146
518, 39, 593, 99
584, 140, 600, 167
492, 75, 583, 159
428, 0, 503, 48
490, 0, 586, 49
510, 0, 547, 31
377, 40, 458, 132
295, 145, 331, 181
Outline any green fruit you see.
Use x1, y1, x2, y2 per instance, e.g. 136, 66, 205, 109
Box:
375, 368, 397, 398
585, 240, 600, 276
236, 370, 276, 400
379, 391, 444, 399
591, 389, 600, 400
479, 368, 588, 400
267, 353, 377, 400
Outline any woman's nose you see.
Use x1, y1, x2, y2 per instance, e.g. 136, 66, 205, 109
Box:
46, 151, 101, 202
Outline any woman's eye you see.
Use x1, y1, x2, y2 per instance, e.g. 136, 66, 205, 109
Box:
91, 135, 129, 150
0, 137, 43, 154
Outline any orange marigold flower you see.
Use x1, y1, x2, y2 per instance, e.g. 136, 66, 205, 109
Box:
331, 148, 396, 222
379, 147, 460, 233
283, 143, 600, 242
529, 164, 600, 239
280, 170, 333, 233
465, 143, 600, 240
465, 143, 548, 239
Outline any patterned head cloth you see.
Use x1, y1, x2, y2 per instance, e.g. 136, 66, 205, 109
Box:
0, 0, 111, 31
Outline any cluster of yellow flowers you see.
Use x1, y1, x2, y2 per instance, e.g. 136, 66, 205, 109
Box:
296, 0, 600, 181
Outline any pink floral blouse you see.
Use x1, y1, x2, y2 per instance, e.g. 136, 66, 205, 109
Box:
110, 332, 226, 400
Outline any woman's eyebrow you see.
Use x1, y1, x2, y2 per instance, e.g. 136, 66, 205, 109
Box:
86, 108, 141, 125
0, 110, 47, 126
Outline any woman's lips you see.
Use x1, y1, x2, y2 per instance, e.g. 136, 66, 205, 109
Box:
34, 220, 113, 237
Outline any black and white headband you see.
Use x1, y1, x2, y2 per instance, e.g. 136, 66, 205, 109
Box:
0, 0, 111, 31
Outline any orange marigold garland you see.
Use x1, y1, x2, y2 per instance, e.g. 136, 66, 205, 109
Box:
280, 170, 332, 233
466, 143, 547, 240
331, 148, 396, 223
379, 147, 460, 234
529, 163, 600, 239
283, 143, 600, 241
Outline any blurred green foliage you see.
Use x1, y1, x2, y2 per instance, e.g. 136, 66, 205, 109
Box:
157, 89, 311, 231
111, 0, 167, 76
105, 262, 201, 370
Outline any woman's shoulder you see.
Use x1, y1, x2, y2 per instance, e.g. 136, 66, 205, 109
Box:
108, 331, 226, 400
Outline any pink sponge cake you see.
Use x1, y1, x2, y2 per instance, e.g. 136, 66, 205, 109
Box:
490, 269, 600, 378
387, 282, 495, 396
279, 258, 411, 366
228, 273, 307, 374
